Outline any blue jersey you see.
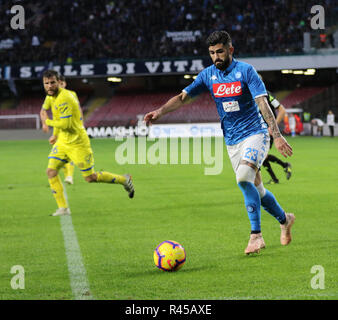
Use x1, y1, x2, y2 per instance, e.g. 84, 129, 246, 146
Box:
183, 58, 268, 145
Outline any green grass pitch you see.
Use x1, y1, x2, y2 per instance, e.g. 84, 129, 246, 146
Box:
0, 136, 337, 300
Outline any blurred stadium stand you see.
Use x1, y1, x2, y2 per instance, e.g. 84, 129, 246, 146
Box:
280, 87, 328, 108
1, 0, 337, 64
1, 84, 335, 129
85, 92, 218, 127
0, 0, 337, 133
0, 93, 89, 129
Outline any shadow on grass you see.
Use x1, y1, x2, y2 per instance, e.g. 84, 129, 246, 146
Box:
124, 265, 212, 278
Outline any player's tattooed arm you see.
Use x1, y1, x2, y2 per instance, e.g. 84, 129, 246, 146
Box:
255, 96, 281, 139
255, 96, 293, 158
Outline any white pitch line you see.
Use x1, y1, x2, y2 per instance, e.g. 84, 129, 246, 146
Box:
60, 215, 93, 300
60, 183, 93, 300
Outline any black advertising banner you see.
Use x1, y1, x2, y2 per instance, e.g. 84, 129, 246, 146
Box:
0, 58, 211, 79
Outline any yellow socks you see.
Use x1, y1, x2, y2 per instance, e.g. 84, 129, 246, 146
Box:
96, 171, 126, 184
48, 170, 125, 209
48, 175, 68, 208
63, 162, 75, 177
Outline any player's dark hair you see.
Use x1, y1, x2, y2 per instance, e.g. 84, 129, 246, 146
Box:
206, 31, 232, 47
59, 75, 66, 82
42, 69, 59, 80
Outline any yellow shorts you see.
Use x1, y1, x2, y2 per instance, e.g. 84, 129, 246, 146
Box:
48, 142, 95, 177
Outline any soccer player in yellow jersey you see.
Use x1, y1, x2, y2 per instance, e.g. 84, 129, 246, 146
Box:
40, 70, 134, 216
40, 75, 78, 185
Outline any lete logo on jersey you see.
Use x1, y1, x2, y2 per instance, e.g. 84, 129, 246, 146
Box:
213, 81, 242, 97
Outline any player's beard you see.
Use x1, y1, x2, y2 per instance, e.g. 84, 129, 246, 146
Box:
214, 54, 231, 70
45, 88, 58, 96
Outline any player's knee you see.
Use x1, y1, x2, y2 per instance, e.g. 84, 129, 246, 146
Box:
46, 168, 57, 179
85, 173, 97, 183
256, 183, 266, 198
236, 164, 256, 184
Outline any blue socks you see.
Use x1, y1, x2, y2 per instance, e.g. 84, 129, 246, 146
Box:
261, 189, 286, 224
238, 182, 287, 232
238, 181, 261, 232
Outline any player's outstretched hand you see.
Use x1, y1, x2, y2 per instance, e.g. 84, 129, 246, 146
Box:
144, 110, 162, 125
49, 135, 57, 145
274, 136, 293, 158
42, 124, 49, 133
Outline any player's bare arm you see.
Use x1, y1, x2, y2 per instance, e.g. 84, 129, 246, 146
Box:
275, 104, 286, 125
144, 91, 193, 125
255, 96, 292, 158
40, 108, 50, 132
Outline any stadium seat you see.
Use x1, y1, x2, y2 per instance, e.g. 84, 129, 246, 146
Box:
84, 92, 219, 127
281, 87, 328, 108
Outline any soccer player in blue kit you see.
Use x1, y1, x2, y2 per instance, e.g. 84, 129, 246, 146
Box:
144, 31, 295, 255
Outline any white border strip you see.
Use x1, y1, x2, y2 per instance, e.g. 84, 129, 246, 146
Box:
209, 292, 338, 300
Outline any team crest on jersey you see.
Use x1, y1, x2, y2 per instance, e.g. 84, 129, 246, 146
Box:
85, 154, 92, 163
210, 75, 217, 80
235, 72, 242, 79
213, 81, 242, 97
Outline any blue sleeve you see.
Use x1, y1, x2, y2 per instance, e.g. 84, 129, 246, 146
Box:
246, 65, 267, 98
183, 71, 208, 98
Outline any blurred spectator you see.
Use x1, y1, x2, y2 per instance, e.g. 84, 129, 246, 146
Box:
303, 111, 311, 122
320, 33, 327, 48
328, 33, 335, 48
289, 113, 296, 137
31, 35, 40, 46
326, 110, 335, 137
311, 118, 324, 137
0, 0, 336, 65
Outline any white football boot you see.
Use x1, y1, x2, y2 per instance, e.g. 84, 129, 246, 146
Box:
123, 174, 134, 198
245, 233, 265, 255
51, 208, 71, 216
64, 176, 74, 185
280, 213, 295, 245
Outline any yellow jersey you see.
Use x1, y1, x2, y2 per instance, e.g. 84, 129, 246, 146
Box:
42, 89, 80, 110
45, 88, 88, 145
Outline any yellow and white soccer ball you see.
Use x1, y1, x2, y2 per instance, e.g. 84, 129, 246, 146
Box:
153, 240, 186, 271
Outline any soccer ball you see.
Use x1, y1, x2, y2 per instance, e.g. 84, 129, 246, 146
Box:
153, 240, 186, 271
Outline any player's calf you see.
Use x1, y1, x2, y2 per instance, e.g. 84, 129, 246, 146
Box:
47, 174, 69, 214
84, 171, 135, 198
236, 164, 262, 242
